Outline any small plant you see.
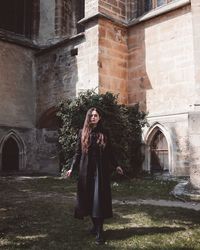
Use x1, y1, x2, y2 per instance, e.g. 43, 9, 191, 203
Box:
57, 90, 147, 177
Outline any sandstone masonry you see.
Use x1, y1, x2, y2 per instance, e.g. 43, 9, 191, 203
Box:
0, 0, 200, 182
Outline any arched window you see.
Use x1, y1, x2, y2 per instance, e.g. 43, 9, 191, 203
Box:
138, 0, 175, 16
0, 0, 32, 38
2, 137, 19, 172
150, 130, 169, 173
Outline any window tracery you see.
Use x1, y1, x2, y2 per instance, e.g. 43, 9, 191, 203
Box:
138, 0, 175, 16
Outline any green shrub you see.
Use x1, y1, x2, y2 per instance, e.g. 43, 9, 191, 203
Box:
57, 90, 147, 177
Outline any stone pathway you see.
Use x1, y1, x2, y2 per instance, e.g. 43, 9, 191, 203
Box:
112, 198, 200, 211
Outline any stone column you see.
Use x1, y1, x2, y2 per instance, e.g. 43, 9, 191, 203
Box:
189, 1, 200, 192
189, 112, 200, 192
85, 0, 98, 18
38, 0, 56, 45
191, 0, 200, 88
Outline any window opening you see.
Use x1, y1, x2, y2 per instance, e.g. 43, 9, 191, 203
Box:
138, 0, 175, 16
76, 0, 85, 33
0, 0, 32, 38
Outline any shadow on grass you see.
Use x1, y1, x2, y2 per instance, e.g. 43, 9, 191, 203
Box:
125, 246, 194, 250
112, 204, 200, 227
105, 226, 185, 240
0, 177, 199, 249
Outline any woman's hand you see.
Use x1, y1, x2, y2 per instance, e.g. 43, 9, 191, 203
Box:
65, 169, 72, 178
116, 166, 123, 175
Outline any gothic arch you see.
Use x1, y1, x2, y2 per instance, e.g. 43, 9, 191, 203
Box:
0, 130, 26, 172
37, 107, 59, 129
143, 122, 174, 174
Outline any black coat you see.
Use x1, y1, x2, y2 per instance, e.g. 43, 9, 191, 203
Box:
70, 128, 117, 219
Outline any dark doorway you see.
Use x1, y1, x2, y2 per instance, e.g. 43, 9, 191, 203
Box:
2, 138, 19, 172
150, 130, 169, 174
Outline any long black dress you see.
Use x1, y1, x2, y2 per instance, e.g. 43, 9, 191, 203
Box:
70, 127, 117, 220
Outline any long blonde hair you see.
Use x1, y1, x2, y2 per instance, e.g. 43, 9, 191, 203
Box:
81, 107, 106, 152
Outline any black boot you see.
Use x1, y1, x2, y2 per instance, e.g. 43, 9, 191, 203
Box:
95, 218, 105, 245
89, 217, 97, 235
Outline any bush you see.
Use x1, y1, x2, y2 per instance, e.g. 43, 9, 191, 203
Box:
57, 90, 147, 177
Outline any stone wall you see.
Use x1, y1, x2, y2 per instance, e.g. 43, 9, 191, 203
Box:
0, 127, 59, 174
128, 22, 147, 110
85, 0, 99, 18
191, 0, 200, 103
0, 127, 38, 172
128, 4, 194, 114
55, 0, 74, 37
144, 114, 190, 176
37, 0, 84, 46
129, 3, 194, 176
189, 112, 200, 189
99, 18, 128, 104
76, 21, 99, 94
35, 19, 100, 174
189, 0, 200, 191
36, 128, 60, 174
38, 0, 56, 45
36, 43, 79, 120
36, 21, 99, 120
0, 41, 35, 128
1, 0, 199, 177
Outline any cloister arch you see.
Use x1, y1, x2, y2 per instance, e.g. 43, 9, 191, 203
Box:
143, 122, 174, 174
37, 107, 59, 129
0, 130, 26, 172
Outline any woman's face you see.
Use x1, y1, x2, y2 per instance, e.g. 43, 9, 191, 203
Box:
90, 110, 100, 125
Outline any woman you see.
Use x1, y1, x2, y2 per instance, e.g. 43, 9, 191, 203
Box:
66, 107, 123, 244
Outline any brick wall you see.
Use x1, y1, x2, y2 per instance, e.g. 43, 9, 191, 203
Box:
99, 18, 128, 104
99, 0, 127, 22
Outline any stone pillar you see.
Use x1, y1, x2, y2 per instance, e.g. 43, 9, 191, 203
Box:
85, 0, 99, 18
191, 0, 200, 88
189, 1, 200, 192
99, 18, 128, 104
38, 0, 56, 45
189, 112, 200, 192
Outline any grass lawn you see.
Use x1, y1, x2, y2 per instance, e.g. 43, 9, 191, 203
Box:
0, 176, 200, 250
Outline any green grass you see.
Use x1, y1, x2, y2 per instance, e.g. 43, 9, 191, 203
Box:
0, 176, 199, 250
111, 178, 178, 200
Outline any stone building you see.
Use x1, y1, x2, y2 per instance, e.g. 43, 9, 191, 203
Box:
0, 0, 199, 179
